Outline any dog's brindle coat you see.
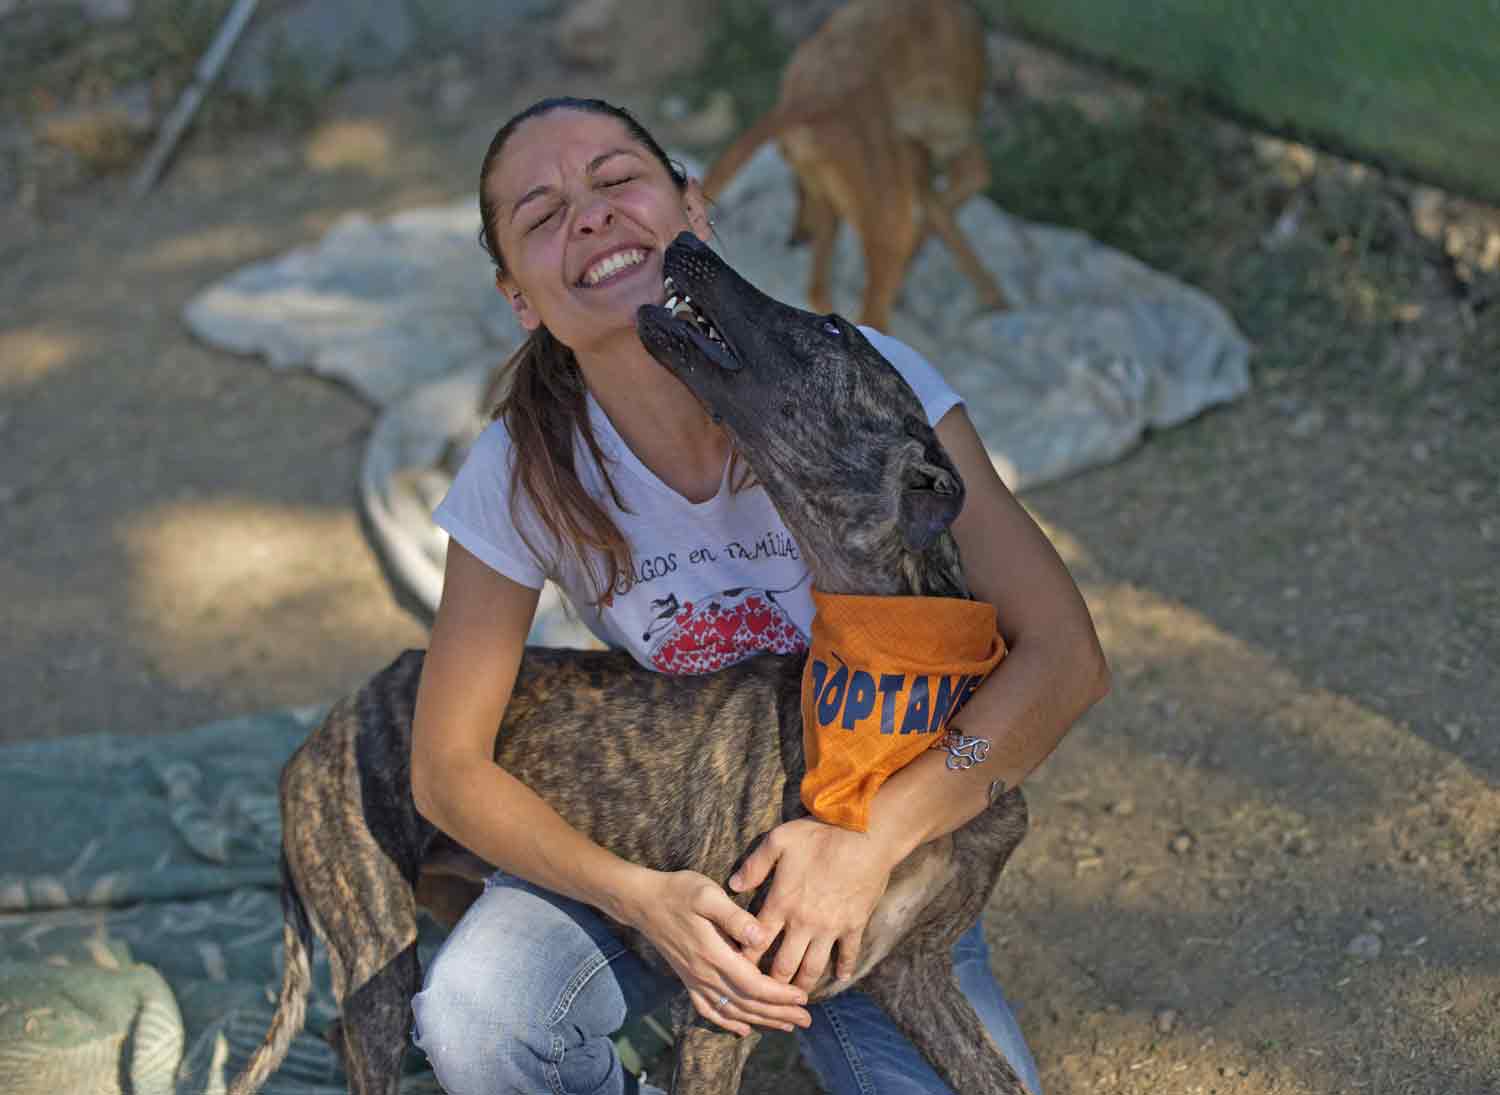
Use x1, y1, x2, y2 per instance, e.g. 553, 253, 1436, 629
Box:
231, 233, 1030, 1095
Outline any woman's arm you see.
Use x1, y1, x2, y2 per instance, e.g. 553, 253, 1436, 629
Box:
411, 541, 811, 1034
733, 404, 1111, 988
866, 403, 1112, 848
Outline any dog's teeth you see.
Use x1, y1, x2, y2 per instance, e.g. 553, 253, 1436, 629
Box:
664, 276, 675, 294
664, 293, 679, 310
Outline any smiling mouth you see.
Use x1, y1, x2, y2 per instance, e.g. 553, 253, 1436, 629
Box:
578, 247, 649, 288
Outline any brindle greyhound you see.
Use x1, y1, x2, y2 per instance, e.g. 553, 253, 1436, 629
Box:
229, 232, 1030, 1095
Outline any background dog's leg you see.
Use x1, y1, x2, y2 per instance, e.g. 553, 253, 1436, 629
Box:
922, 196, 1009, 313
856, 142, 924, 331
801, 190, 840, 316
859, 953, 1028, 1094
787, 178, 814, 247
667, 996, 761, 1095
935, 142, 993, 212
920, 143, 1010, 315
337, 943, 420, 1095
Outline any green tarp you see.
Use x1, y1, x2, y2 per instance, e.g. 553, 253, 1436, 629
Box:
0, 707, 445, 1094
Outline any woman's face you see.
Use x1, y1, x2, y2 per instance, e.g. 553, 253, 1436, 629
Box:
484, 109, 711, 356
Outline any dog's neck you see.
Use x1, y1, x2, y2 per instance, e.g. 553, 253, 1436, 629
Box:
900, 531, 970, 600
805, 530, 970, 601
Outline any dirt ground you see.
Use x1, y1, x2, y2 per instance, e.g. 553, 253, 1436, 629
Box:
2, 9, 1497, 1095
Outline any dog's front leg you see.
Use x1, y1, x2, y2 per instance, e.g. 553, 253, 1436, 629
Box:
667, 995, 761, 1094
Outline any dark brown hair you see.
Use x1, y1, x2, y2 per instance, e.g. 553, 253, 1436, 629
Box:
477, 98, 713, 607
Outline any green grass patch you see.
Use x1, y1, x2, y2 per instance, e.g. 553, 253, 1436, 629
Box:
979, 0, 1500, 204
981, 97, 1494, 404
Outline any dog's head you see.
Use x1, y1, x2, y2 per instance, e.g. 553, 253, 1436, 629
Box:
638, 233, 966, 596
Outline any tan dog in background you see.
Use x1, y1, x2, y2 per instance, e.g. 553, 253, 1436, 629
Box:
704, 0, 1008, 330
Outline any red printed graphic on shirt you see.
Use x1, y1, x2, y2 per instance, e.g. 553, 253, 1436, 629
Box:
643, 582, 808, 674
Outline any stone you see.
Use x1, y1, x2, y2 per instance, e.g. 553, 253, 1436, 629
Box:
1281, 832, 1305, 855
555, 0, 709, 82
36, 84, 155, 172
663, 89, 738, 147
1288, 408, 1326, 438
1169, 831, 1195, 855
1453, 480, 1483, 506
1409, 186, 1447, 241
1346, 932, 1383, 960
555, 0, 618, 67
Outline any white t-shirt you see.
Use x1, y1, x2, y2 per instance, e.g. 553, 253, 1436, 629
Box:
433, 328, 962, 673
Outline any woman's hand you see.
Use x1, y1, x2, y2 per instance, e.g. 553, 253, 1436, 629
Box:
729, 818, 897, 992
624, 868, 813, 1037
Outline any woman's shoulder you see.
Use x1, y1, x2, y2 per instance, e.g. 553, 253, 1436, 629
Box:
467, 415, 516, 458
446, 416, 522, 485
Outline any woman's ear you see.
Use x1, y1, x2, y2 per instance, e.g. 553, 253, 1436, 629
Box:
497, 272, 541, 331
684, 178, 713, 243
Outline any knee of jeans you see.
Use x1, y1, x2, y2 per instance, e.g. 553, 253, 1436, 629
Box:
412, 961, 544, 1090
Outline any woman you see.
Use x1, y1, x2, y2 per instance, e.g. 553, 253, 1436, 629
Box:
409, 96, 1110, 1095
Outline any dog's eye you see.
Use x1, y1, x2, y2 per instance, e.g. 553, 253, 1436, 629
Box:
823, 319, 841, 338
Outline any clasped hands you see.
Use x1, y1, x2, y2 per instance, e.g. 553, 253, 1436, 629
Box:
641, 816, 897, 1037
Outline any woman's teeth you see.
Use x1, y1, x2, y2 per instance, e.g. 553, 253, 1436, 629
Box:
581, 248, 646, 286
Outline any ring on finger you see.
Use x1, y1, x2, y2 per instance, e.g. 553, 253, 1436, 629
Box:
716, 993, 730, 1010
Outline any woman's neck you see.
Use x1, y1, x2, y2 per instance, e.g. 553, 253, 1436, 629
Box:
575, 336, 732, 504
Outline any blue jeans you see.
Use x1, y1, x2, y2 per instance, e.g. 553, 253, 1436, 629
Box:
411, 872, 1041, 1094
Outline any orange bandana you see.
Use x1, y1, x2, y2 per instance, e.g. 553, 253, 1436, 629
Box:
800, 590, 1007, 832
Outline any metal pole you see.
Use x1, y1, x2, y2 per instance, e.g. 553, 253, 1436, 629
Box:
130, 0, 262, 197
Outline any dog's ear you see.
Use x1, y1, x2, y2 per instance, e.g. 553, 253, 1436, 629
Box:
899, 460, 965, 551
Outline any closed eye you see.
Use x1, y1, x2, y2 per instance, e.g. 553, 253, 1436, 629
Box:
528, 206, 560, 233
599, 175, 636, 188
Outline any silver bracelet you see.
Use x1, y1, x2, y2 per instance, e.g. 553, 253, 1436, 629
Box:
931, 727, 991, 771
